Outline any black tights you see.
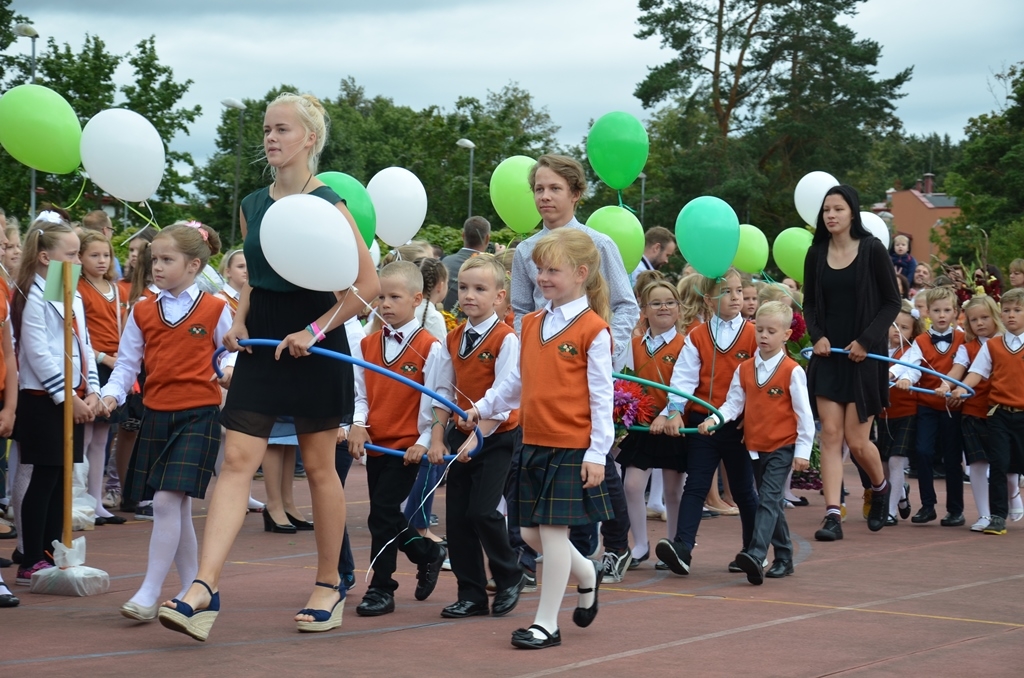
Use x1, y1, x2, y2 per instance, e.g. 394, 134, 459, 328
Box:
21, 465, 65, 566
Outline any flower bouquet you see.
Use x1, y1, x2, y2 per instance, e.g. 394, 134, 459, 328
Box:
613, 377, 656, 447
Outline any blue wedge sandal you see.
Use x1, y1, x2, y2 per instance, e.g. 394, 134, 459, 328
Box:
296, 581, 346, 633
158, 579, 220, 642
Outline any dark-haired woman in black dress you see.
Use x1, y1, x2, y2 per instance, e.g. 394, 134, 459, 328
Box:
803, 185, 902, 542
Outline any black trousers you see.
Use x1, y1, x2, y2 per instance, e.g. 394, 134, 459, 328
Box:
988, 408, 1024, 519
569, 451, 631, 556
365, 454, 440, 593
21, 465, 64, 566
446, 427, 522, 605
915, 406, 964, 514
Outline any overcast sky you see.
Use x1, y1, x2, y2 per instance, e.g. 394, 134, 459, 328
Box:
9, 0, 1020, 174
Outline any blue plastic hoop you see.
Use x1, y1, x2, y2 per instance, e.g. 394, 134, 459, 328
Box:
213, 339, 484, 462
799, 347, 976, 398
612, 372, 726, 434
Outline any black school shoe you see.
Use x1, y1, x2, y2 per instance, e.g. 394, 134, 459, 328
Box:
898, 483, 912, 519
940, 513, 965, 527
572, 560, 601, 628
441, 600, 489, 618
511, 625, 561, 650
734, 551, 764, 586
415, 545, 447, 601
911, 507, 937, 524
356, 588, 395, 616
765, 560, 794, 578
814, 514, 844, 541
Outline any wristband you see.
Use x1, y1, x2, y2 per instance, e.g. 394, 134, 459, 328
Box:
96, 352, 107, 365
351, 421, 367, 428
310, 321, 325, 342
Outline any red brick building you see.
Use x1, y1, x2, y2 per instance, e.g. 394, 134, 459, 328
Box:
885, 173, 960, 264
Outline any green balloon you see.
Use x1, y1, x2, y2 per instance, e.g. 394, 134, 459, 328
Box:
0, 84, 81, 174
586, 206, 644, 272
490, 155, 541, 234
733, 224, 769, 274
772, 227, 814, 283
317, 171, 376, 246
675, 196, 740, 279
586, 112, 649, 190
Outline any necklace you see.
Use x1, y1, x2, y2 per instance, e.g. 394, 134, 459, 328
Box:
271, 173, 314, 200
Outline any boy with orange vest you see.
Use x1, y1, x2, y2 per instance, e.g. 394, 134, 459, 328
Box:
415, 254, 524, 620
348, 261, 446, 617
955, 288, 1024, 535
891, 286, 969, 526
698, 301, 815, 584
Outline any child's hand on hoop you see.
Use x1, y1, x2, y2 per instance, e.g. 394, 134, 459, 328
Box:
404, 444, 427, 466
463, 407, 480, 429
348, 424, 370, 459
896, 378, 912, 391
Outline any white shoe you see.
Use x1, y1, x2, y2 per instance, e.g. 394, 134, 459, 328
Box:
103, 489, 121, 509
971, 516, 991, 532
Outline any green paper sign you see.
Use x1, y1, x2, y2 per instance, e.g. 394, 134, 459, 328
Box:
43, 261, 81, 302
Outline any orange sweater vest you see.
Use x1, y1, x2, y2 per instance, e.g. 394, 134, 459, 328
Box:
446, 321, 519, 434
986, 336, 1024, 410
915, 330, 965, 411
361, 328, 438, 454
689, 320, 757, 414
132, 293, 225, 412
631, 333, 685, 415
885, 346, 918, 419
78, 279, 121, 354
736, 356, 799, 452
519, 308, 609, 449
963, 339, 992, 418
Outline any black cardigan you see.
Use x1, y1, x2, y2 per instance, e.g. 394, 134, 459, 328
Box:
803, 236, 902, 422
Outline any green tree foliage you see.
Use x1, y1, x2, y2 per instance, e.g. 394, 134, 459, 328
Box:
939, 63, 1024, 268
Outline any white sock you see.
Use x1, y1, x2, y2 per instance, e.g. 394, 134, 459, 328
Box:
1008, 475, 1023, 515
970, 462, 991, 517
646, 469, 665, 513
623, 467, 652, 559
84, 423, 114, 519
12, 448, 30, 554
174, 495, 198, 598
783, 468, 799, 502
5, 442, 16, 502
526, 525, 596, 640
130, 491, 188, 608
888, 457, 908, 517
663, 471, 684, 539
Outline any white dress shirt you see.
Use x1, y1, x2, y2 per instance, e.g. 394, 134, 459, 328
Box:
624, 325, 678, 371
891, 326, 969, 380
887, 345, 922, 385
352, 317, 442, 449
629, 256, 654, 286
968, 331, 1024, 379
475, 295, 614, 465
662, 314, 744, 416
712, 349, 815, 460
416, 299, 448, 342
101, 285, 234, 406
428, 312, 516, 434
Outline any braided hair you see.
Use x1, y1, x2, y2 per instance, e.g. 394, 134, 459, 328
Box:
415, 257, 447, 327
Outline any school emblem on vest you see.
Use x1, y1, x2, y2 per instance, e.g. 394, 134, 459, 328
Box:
735, 350, 751, 360
478, 351, 495, 363
188, 324, 208, 337
767, 386, 785, 398
400, 363, 419, 374
557, 342, 579, 358
662, 354, 676, 364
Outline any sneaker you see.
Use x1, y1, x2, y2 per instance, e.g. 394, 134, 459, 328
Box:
654, 538, 691, 576
867, 484, 891, 531
520, 570, 537, 593
342, 572, 357, 591
429, 514, 439, 527
861, 489, 872, 520
102, 489, 121, 509
16, 560, 53, 586
840, 503, 847, 522
971, 516, 991, 532
814, 514, 844, 541
441, 557, 452, 572
1010, 493, 1023, 522
601, 548, 631, 583
898, 483, 912, 520
134, 503, 154, 521
983, 516, 1007, 535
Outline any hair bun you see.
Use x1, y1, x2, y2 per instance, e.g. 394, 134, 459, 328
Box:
301, 93, 326, 114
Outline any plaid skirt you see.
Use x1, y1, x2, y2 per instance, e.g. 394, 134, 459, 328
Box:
877, 414, 916, 460
961, 415, 990, 465
615, 431, 687, 472
513, 444, 613, 527
124, 405, 221, 501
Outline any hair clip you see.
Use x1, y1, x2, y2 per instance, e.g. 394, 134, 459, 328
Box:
911, 308, 921, 319
186, 220, 209, 242
36, 210, 63, 225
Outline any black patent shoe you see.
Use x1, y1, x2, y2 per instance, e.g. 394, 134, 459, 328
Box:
286, 513, 314, 530
940, 512, 965, 527
884, 514, 898, 527
511, 624, 561, 649
263, 510, 297, 534
491, 577, 523, 617
572, 559, 601, 628
356, 588, 395, 617
441, 599, 489, 618
765, 560, 794, 578
415, 545, 447, 601
911, 507, 937, 524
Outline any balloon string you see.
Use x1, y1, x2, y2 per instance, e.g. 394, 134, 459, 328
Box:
56, 172, 88, 212
616, 190, 637, 215
121, 200, 161, 230
759, 269, 804, 310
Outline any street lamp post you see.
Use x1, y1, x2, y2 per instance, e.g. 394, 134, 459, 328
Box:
456, 138, 475, 221
638, 172, 647, 227
221, 98, 247, 247
15, 23, 39, 221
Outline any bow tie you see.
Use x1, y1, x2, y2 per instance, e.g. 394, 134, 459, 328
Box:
383, 326, 405, 343
931, 333, 952, 346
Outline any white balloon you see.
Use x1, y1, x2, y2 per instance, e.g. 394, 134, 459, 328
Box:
369, 239, 381, 268
261, 194, 359, 291
794, 171, 839, 227
367, 167, 427, 247
861, 211, 890, 249
80, 109, 165, 202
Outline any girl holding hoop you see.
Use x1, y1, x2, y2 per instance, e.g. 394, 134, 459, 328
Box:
160, 92, 378, 639
803, 185, 902, 541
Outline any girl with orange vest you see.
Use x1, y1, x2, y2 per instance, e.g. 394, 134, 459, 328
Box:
99, 223, 233, 626
616, 280, 688, 568
652, 268, 758, 576
215, 249, 246, 316
936, 295, 1023, 531
882, 301, 923, 525
77, 231, 127, 526
467, 228, 613, 650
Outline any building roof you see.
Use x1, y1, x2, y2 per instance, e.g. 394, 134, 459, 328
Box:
911, 190, 958, 209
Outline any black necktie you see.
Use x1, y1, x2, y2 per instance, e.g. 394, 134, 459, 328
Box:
464, 328, 480, 352
931, 333, 952, 347
383, 326, 404, 343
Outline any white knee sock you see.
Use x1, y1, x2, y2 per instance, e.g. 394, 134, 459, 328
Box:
5, 442, 16, 502
970, 462, 991, 518
530, 524, 597, 640
646, 469, 665, 513
13, 448, 30, 554
623, 467, 652, 559
1008, 475, 1023, 517
888, 457, 908, 518
174, 495, 198, 598
663, 470, 684, 539
130, 491, 187, 608
84, 423, 114, 519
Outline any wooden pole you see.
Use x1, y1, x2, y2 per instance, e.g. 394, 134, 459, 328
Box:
62, 261, 73, 548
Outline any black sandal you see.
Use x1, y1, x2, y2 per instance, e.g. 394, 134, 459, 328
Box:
511, 624, 561, 649
572, 559, 601, 628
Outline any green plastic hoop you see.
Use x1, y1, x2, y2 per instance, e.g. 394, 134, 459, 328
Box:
613, 372, 726, 435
